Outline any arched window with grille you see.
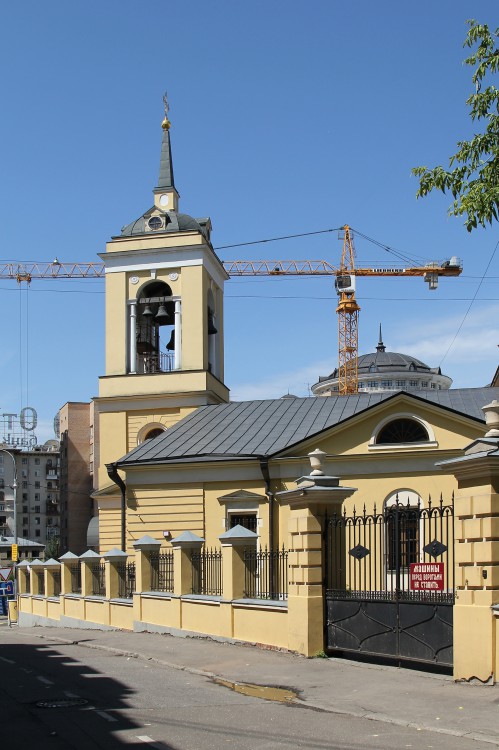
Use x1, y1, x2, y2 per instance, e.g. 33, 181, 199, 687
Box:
377, 418, 429, 444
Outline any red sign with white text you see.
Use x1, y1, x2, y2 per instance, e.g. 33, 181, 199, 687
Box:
409, 562, 444, 591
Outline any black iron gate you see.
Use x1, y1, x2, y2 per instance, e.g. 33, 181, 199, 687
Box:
324, 495, 454, 668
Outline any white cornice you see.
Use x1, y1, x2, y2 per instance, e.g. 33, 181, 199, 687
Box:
99, 244, 229, 287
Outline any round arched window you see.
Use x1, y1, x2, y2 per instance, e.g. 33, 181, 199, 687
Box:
377, 418, 429, 444
144, 428, 165, 441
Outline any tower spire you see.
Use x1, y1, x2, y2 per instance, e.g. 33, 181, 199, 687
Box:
376, 324, 386, 353
153, 92, 179, 210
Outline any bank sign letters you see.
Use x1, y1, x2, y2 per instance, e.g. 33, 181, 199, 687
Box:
1, 407, 38, 448
409, 562, 444, 591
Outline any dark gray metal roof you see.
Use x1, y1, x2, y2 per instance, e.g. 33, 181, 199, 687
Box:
119, 208, 209, 238
318, 351, 441, 381
117, 388, 499, 467
316, 330, 447, 381
155, 125, 175, 190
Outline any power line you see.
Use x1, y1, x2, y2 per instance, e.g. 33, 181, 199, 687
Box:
438, 238, 499, 367
214, 227, 342, 250
350, 228, 427, 265
226, 294, 499, 301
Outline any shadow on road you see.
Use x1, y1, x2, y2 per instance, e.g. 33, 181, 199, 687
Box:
0, 636, 175, 749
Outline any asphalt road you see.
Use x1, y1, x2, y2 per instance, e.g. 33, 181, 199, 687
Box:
0, 628, 493, 750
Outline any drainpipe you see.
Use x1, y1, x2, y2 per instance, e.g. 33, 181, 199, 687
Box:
106, 463, 126, 552
259, 456, 275, 598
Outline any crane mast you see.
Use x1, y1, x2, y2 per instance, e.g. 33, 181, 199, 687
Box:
335, 226, 361, 395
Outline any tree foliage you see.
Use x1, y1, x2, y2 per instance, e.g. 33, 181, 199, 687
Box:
44, 536, 60, 560
412, 20, 499, 231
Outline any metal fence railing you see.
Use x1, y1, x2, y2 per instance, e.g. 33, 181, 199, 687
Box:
91, 562, 106, 596
191, 548, 223, 596
244, 546, 289, 601
117, 562, 135, 599
37, 571, 45, 596
150, 551, 174, 593
53, 570, 61, 597
71, 563, 82, 595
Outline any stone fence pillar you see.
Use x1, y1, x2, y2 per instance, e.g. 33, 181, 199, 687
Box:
80, 550, 103, 597
103, 548, 128, 599
277, 449, 356, 656
133, 535, 162, 594
171, 531, 204, 596
29, 560, 45, 596
17, 560, 31, 594
44, 558, 61, 597
219, 525, 258, 600
59, 552, 80, 595
438, 400, 499, 682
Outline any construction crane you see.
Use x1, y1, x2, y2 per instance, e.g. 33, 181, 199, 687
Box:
0, 226, 463, 394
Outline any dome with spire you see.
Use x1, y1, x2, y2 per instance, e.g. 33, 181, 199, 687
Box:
119, 208, 211, 240
311, 325, 452, 396
114, 97, 212, 244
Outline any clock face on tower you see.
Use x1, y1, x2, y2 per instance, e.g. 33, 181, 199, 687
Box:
159, 194, 169, 207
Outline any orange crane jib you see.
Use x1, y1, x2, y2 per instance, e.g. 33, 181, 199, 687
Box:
0, 260, 462, 279
0, 241, 462, 397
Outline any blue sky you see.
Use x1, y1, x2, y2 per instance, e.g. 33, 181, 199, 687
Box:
0, 1, 498, 443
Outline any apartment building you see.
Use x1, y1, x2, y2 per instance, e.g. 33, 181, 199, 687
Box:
0, 441, 60, 555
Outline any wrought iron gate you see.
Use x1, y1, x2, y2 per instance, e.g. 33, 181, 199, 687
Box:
325, 496, 454, 668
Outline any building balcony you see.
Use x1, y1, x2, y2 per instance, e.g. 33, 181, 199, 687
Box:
46, 470, 59, 480
46, 503, 59, 515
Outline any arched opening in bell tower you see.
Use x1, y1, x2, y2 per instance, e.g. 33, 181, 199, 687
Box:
133, 281, 177, 374
207, 288, 219, 378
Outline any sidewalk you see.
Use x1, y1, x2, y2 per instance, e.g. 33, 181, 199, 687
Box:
4, 620, 499, 746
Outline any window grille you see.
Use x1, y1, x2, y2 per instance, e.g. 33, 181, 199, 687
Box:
377, 419, 429, 444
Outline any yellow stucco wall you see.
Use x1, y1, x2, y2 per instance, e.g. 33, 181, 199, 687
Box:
63, 596, 85, 621
84, 598, 110, 626
138, 594, 177, 627
128, 407, 184, 446
19, 589, 291, 652
127, 485, 204, 551
232, 605, 288, 648
109, 602, 134, 629
97, 500, 122, 554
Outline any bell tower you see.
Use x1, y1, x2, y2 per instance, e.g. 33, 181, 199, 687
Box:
94, 98, 229, 503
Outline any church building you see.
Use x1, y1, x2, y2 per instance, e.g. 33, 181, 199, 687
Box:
93, 106, 498, 559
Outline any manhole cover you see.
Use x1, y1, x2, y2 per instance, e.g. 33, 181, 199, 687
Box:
36, 698, 88, 709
